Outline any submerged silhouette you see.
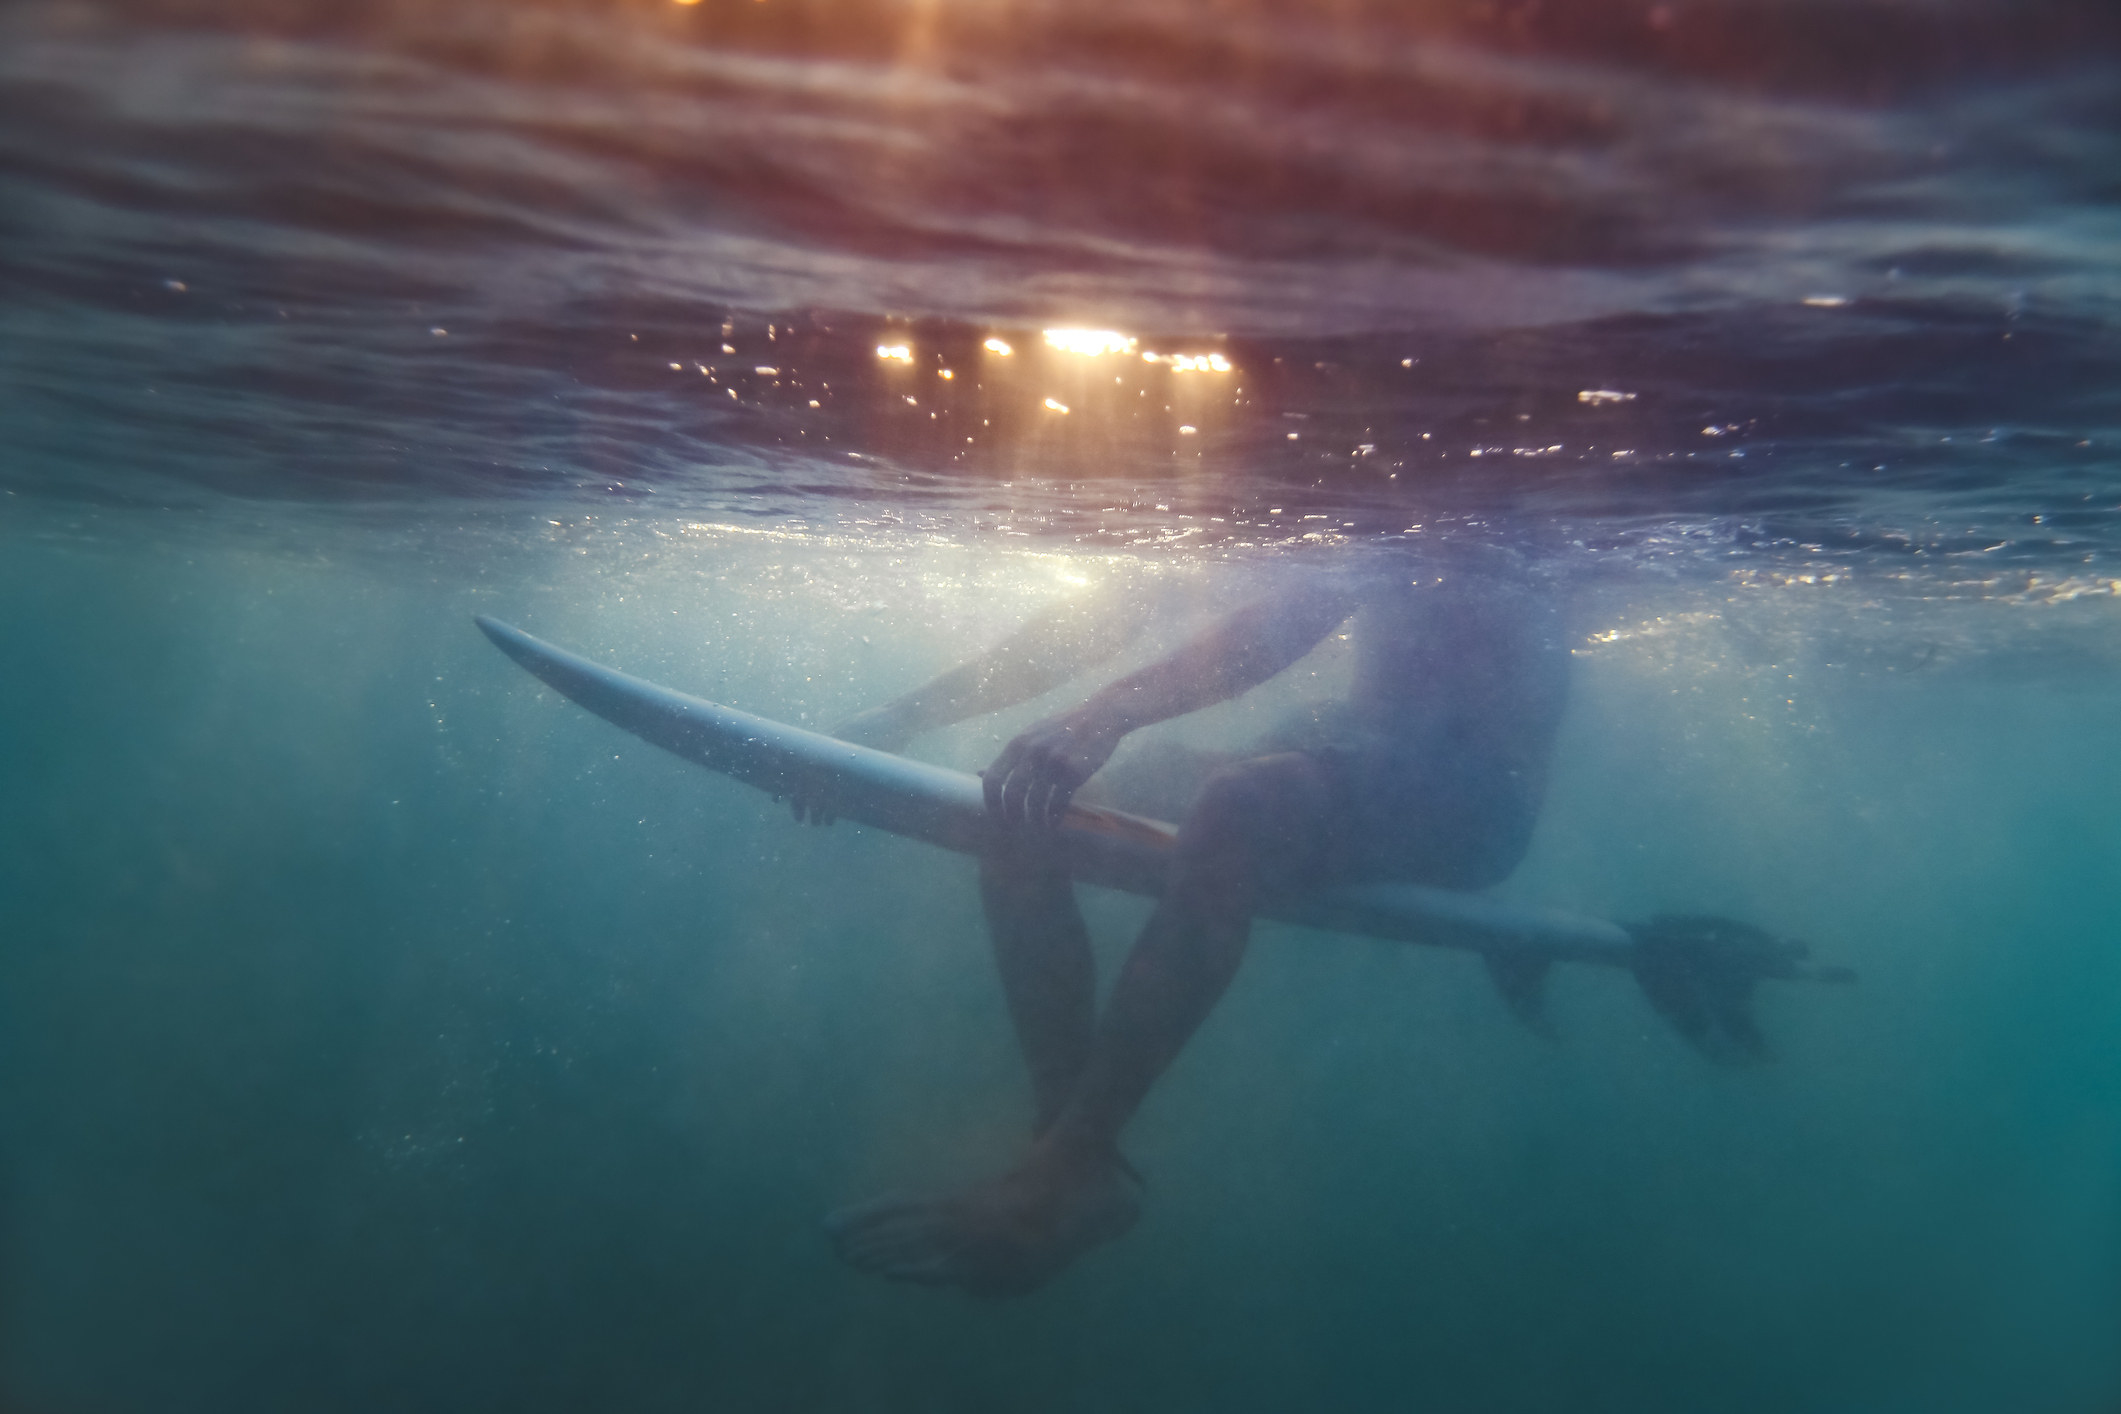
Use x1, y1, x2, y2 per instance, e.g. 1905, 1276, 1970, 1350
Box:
478, 567, 1855, 1298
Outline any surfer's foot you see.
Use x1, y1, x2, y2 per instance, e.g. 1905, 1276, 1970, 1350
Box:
825, 1142, 1142, 1298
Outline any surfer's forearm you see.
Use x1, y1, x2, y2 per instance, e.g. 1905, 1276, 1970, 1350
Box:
1072, 587, 1354, 734
872, 587, 1153, 736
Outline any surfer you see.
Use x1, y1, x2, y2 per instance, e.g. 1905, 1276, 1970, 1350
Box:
815, 549, 1573, 1296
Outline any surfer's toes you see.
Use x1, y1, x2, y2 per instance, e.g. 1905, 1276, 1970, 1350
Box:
825, 1195, 977, 1285
824, 1163, 1143, 1298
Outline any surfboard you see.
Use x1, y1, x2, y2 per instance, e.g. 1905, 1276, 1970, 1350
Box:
474, 614, 1641, 967
476, 614, 1855, 1058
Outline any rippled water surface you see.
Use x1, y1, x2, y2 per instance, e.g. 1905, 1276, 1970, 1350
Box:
2, 3, 2118, 1411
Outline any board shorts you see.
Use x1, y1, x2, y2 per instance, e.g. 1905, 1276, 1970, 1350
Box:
1257, 702, 1543, 893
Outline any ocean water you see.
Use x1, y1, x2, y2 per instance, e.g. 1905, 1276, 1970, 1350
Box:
2, 3, 2119, 1410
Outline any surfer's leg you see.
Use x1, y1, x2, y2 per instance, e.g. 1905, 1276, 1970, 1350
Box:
1041, 752, 1336, 1152
827, 753, 1335, 1296
827, 839, 1125, 1298
979, 840, 1094, 1135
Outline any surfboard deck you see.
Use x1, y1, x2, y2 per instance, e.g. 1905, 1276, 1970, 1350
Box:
474, 615, 1638, 967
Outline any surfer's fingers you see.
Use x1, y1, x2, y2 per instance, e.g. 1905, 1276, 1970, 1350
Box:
999, 764, 1034, 826
1039, 775, 1080, 830
1027, 780, 1058, 830
983, 743, 1025, 816
1027, 744, 1091, 828
1019, 761, 1060, 827
1014, 743, 1064, 825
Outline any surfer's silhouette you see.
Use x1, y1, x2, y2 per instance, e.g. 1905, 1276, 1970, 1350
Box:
807, 547, 1582, 1296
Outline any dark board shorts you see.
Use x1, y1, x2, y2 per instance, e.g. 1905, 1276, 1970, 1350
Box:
1261, 704, 1542, 894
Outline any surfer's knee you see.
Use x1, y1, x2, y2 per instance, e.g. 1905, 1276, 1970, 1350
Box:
1177, 754, 1336, 891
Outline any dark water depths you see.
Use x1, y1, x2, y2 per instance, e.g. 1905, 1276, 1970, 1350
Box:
2, 2, 2119, 1410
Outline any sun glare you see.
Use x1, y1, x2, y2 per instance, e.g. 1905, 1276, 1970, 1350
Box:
1142, 351, 1233, 373
1043, 329, 1136, 357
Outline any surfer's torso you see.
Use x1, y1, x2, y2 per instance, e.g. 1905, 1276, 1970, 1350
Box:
1261, 562, 1573, 889
1346, 569, 1570, 774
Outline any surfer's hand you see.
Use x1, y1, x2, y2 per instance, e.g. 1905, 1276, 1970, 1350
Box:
984, 709, 1126, 830
788, 770, 837, 826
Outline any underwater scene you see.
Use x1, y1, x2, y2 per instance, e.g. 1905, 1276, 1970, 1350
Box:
2, 2, 2118, 1410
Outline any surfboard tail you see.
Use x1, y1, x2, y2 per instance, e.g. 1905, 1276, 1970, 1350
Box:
1623, 914, 1855, 1064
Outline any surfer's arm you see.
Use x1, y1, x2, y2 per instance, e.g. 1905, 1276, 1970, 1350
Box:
1076, 585, 1356, 732
984, 583, 1357, 825
829, 585, 1154, 752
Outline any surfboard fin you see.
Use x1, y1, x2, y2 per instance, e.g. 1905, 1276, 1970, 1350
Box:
1483, 947, 1556, 1038
1623, 914, 1854, 1065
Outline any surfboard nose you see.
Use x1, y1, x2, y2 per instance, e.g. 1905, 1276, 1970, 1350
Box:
474, 614, 536, 663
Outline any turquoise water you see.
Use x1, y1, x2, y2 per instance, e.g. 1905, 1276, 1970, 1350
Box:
3, 2, 2120, 1409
